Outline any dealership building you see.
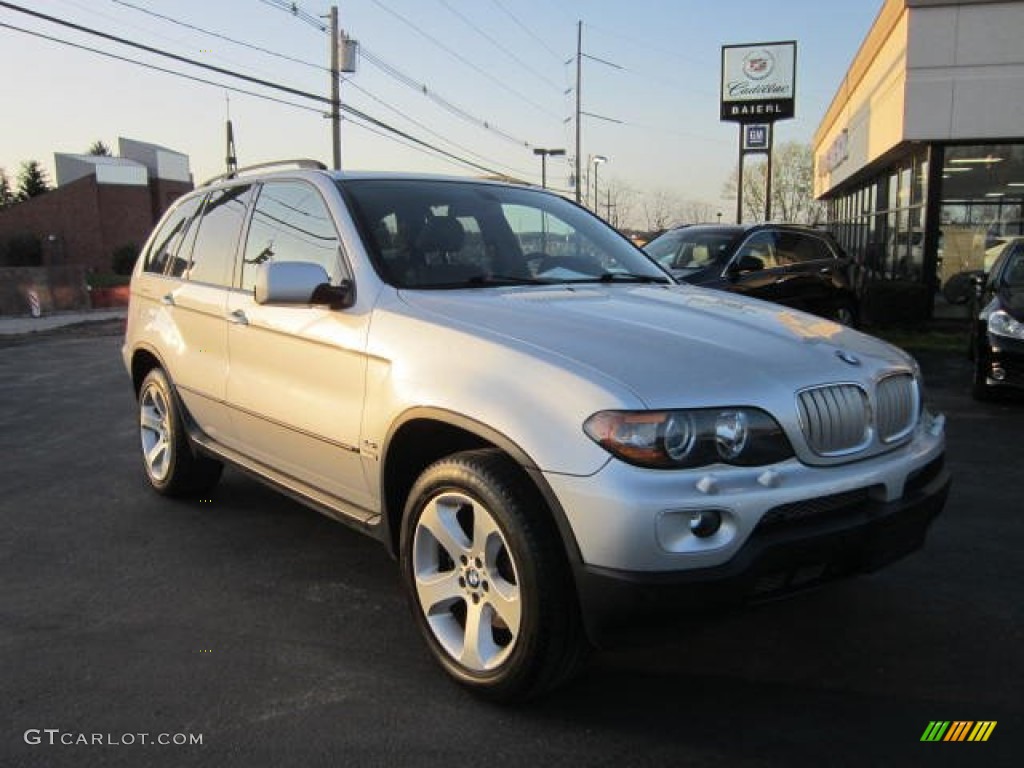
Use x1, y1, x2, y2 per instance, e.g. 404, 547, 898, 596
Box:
813, 0, 1024, 320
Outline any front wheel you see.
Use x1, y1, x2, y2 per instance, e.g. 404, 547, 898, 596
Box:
400, 449, 586, 702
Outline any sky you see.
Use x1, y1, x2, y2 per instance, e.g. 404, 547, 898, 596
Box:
0, 0, 882, 221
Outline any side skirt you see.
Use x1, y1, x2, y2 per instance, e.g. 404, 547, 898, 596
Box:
187, 427, 384, 541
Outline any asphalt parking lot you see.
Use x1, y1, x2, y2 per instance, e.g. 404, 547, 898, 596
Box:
2, 325, 1021, 767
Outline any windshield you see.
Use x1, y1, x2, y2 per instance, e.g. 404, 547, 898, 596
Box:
340, 179, 672, 289
645, 229, 737, 271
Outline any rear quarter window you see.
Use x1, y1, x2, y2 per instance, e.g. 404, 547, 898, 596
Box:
143, 197, 202, 275
182, 185, 254, 286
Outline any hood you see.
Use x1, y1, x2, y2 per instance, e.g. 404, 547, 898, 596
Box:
398, 284, 913, 408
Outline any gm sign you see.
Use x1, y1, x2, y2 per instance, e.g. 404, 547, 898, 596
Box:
721, 41, 797, 123
743, 124, 770, 151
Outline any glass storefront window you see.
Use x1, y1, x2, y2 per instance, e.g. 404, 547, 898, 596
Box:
899, 167, 912, 208
938, 143, 1024, 293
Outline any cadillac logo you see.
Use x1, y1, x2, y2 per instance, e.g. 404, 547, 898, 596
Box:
742, 49, 775, 80
835, 350, 861, 366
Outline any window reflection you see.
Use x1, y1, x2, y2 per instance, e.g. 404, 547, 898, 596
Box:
241, 181, 342, 292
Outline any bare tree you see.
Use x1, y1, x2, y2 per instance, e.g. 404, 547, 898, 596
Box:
642, 188, 680, 233
0, 168, 15, 210
678, 199, 719, 224
721, 141, 824, 224
602, 178, 637, 230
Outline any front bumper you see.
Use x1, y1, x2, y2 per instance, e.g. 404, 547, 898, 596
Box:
573, 455, 949, 645
981, 333, 1024, 390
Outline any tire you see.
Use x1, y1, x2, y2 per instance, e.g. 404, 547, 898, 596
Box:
138, 368, 223, 496
399, 449, 587, 702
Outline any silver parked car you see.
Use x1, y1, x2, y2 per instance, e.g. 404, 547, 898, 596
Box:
123, 162, 950, 701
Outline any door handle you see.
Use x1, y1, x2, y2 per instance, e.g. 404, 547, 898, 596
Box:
161, 293, 175, 306
228, 309, 249, 325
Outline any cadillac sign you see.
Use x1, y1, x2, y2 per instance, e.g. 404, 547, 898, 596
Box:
721, 41, 797, 123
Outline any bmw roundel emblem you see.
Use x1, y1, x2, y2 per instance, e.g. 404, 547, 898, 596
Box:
835, 350, 861, 366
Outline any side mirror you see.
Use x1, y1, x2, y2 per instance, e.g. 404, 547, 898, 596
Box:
728, 254, 764, 278
254, 261, 355, 309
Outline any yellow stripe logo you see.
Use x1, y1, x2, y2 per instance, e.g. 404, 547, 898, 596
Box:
921, 721, 996, 742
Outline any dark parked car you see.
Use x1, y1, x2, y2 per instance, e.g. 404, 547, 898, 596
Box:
969, 237, 1024, 400
644, 224, 859, 325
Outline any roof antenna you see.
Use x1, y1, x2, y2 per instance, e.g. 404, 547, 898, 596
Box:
225, 93, 238, 175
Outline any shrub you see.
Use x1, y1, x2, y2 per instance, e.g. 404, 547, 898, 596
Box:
112, 243, 140, 275
2, 233, 43, 266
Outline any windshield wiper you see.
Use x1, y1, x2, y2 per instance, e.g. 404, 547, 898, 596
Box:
466, 274, 550, 286
567, 272, 672, 284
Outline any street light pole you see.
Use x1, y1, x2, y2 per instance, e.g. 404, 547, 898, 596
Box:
533, 148, 565, 189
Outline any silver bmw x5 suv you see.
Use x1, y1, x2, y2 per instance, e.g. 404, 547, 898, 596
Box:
123, 161, 950, 701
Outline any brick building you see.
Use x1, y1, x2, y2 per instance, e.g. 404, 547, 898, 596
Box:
0, 138, 192, 273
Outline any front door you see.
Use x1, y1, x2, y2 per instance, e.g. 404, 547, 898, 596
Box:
223, 181, 373, 512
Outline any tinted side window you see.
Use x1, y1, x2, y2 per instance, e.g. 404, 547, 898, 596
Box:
240, 181, 342, 292
735, 231, 779, 270
185, 185, 253, 286
144, 197, 201, 275
776, 232, 835, 265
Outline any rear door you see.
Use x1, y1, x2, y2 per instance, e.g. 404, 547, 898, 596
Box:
163, 184, 254, 441
224, 180, 373, 511
768, 230, 847, 316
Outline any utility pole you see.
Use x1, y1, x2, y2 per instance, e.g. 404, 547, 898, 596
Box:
572, 21, 620, 204
329, 6, 341, 170
575, 21, 582, 204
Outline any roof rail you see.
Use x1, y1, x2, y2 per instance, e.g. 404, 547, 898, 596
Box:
200, 159, 327, 187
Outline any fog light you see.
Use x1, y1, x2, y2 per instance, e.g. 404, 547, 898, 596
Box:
689, 509, 722, 538
991, 364, 1006, 382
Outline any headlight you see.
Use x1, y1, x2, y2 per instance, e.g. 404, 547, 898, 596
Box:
988, 309, 1024, 340
583, 408, 793, 469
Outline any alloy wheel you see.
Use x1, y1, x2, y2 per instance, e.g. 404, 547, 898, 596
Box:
412, 491, 521, 672
139, 382, 172, 482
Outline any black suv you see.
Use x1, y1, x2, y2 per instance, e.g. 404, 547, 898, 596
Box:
644, 223, 858, 325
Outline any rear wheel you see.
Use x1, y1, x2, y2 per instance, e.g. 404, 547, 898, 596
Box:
138, 368, 222, 496
400, 449, 586, 702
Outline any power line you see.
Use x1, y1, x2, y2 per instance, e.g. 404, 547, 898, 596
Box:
488, 0, 564, 64
0, 1, 329, 104
359, 45, 531, 148
346, 80, 534, 179
435, 0, 563, 93
110, 0, 325, 71
0, 21, 326, 114
94, 0, 548, 165
54, 0, 290, 82
0, 16, 520, 179
365, 0, 561, 122
344, 112, 522, 179
341, 100, 520, 179
253, 0, 326, 32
